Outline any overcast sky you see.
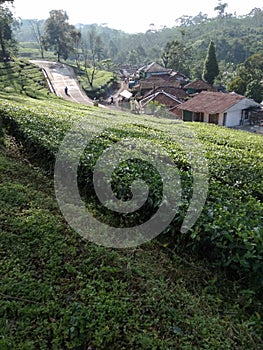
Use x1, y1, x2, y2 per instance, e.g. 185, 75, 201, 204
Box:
12, 1, 261, 33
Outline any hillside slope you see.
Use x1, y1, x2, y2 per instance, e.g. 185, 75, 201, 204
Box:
0, 139, 262, 349
0, 88, 262, 349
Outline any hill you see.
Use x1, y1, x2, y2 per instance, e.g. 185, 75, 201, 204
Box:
0, 61, 262, 348
15, 8, 263, 81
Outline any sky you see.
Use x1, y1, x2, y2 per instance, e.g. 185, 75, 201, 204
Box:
11, 0, 262, 33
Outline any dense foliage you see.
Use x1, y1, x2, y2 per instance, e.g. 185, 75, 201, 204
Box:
0, 93, 262, 288
1, 143, 262, 349
227, 53, 263, 102
0, 4, 17, 61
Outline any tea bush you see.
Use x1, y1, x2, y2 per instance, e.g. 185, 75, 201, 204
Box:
0, 93, 262, 287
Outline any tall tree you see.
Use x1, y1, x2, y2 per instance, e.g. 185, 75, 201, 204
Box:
70, 29, 81, 69
30, 20, 45, 59
202, 40, 219, 85
81, 27, 104, 87
0, 4, 17, 61
43, 10, 80, 62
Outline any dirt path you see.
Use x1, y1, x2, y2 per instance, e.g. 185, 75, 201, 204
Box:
30, 60, 101, 107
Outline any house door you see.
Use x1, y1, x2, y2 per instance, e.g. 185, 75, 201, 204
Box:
183, 110, 193, 121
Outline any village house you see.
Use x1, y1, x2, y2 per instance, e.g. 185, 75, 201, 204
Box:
139, 90, 182, 114
137, 62, 172, 78
183, 79, 217, 94
175, 91, 261, 127
130, 62, 190, 105
143, 86, 188, 102
132, 76, 181, 96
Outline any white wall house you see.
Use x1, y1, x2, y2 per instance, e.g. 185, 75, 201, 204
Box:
176, 91, 261, 127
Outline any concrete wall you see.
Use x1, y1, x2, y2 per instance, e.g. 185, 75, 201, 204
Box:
225, 98, 260, 127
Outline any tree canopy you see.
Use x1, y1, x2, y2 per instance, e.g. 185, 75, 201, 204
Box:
43, 10, 80, 62
0, 4, 17, 60
227, 53, 263, 102
202, 41, 219, 85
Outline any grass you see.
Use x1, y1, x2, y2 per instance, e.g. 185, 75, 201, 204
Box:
75, 65, 117, 99
0, 141, 262, 349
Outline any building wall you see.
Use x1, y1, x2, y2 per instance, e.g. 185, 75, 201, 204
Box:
225, 98, 260, 127
225, 110, 241, 127
204, 113, 209, 123
218, 113, 225, 126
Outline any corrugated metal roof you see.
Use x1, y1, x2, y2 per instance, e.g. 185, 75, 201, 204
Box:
176, 91, 245, 114
143, 62, 171, 73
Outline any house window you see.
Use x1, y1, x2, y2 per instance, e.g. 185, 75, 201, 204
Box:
193, 112, 204, 122
209, 113, 219, 124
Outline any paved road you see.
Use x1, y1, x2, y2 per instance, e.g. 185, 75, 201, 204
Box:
30, 60, 97, 107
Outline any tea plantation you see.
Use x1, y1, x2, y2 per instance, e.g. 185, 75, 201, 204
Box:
0, 69, 262, 348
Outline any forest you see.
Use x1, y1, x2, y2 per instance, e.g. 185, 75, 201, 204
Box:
15, 7, 263, 83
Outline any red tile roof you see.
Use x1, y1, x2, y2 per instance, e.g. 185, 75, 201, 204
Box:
183, 79, 216, 91
176, 91, 245, 114
140, 91, 182, 108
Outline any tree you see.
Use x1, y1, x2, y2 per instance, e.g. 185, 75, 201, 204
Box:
127, 49, 138, 65
242, 54, 263, 102
70, 29, 81, 69
227, 77, 246, 95
30, 20, 45, 59
0, 4, 17, 61
202, 41, 219, 85
227, 53, 263, 101
162, 39, 190, 73
243, 53, 263, 80
43, 10, 80, 62
81, 27, 103, 88
214, 1, 228, 17
245, 80, 263, 103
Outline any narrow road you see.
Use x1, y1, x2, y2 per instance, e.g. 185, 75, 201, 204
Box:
30, 60, 97, 107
